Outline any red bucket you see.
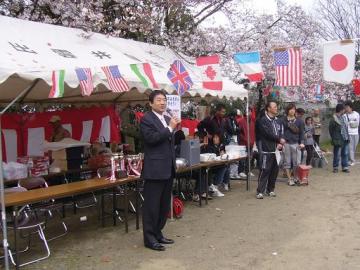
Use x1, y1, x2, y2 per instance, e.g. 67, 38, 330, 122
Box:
296, 165, 312, 185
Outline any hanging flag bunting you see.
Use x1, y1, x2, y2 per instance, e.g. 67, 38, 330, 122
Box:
352, 79, 360, 96
196, 55, 222, 90
130, 63, 159, 89
313, 84, 324, 101
233, 51, 264, 82
101, 65, 129, 92
75, 68, 94, 96
323, 40, 355, 84
274, 47, 302, 86
167, 60, 193, 96
49, 70, 65, 98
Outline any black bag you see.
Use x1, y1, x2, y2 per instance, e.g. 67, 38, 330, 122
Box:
287, 120, 300, 134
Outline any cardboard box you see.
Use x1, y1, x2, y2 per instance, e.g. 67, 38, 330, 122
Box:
51, 158, 85, 171
52, 147, 85, 160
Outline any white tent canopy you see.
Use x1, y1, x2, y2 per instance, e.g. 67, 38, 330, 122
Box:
0, 15, 247, 103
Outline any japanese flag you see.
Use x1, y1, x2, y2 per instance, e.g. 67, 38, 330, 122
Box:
323, 40, 355, 84
196, 55, 222, 90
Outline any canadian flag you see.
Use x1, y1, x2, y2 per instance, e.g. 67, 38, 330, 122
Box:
323, 40, 355, 84
196, 55, 222, 90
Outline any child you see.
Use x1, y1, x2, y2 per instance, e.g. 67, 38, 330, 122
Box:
304, 117, 315, 166
206, 133, 230, 196
191, 131, 211, 202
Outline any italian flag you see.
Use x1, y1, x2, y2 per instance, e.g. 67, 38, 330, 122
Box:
130, 63, 159, 89
49, 70, 65, 98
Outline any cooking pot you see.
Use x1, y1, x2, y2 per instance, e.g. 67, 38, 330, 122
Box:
176, 158, 188, 169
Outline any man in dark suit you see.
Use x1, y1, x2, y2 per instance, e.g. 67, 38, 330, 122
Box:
140, 90, 181, 251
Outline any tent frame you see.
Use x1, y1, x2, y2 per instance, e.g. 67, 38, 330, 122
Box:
0, 79, 40, 270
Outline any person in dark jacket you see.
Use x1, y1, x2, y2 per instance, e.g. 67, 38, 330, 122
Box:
140, 90, 181, 251
304, 117, 315, 166
281, 103, 305, 186
256, 101, 285, 199
329, 103, 350, 173
197, 103, 232, 145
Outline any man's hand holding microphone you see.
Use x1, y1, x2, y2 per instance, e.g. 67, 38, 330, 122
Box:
169, 116, 181, 130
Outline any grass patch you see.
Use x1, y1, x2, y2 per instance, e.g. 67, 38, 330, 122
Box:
320, 140, 332, 152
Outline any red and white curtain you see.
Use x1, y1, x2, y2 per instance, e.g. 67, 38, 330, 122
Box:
1, 106, 120, 162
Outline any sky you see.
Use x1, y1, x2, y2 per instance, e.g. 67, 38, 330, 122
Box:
251, 0, 315, 14
205, 0, 316, 27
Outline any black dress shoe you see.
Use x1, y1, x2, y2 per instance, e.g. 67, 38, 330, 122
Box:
145, 242, 166, 251
158, 237, 175, 244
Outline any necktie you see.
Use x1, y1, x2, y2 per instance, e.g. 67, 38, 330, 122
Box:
161, 117, 167, 128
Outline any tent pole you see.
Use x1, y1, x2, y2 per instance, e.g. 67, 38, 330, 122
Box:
17, 78, 40, 104
0, 79, 39, 270
0, 114, 9, 270
246, 99, 251, 191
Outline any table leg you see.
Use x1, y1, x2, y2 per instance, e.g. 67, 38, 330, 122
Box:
205, 168, 209, 205
177, 176, 181, 197
135, 179, 140, 230
124, 184, 129, 233
101, 190, 105, 227
113, 187, 117, 226
198, 169, 202, 207
13, 206, 19, 270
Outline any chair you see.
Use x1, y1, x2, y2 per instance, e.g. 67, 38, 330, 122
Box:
63, 173, 98, 210
18, 177, 68, 241
2, 187, 50, 267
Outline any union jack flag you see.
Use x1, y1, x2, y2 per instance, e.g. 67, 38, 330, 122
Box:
75, 68, 93, 96
167, 60, 193, 95
101, 65, 129, 92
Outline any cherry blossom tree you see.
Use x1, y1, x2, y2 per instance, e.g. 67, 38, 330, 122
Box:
1, 0, 351, 104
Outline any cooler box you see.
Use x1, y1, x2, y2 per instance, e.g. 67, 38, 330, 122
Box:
180, 139, 200, 166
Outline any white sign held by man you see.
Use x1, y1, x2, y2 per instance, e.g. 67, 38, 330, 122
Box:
166, 95, 181, 120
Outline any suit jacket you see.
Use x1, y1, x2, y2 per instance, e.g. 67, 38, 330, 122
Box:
140, 111, 175, 180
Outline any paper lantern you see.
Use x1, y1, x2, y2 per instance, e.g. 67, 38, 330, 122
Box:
352, 79, 360, 96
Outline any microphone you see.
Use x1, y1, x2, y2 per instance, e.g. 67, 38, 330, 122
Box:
166, 108, 174, 118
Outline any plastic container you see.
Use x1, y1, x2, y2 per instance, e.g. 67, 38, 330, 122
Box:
296, 165, 312, 185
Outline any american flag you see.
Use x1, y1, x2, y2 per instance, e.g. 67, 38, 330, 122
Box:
101, 65, 129, 92
274, 47, 302, 86
167, 60, 193, 95
75, 68, 93, 96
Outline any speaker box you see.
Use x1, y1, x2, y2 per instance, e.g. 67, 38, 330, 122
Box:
180, 139, 200, 166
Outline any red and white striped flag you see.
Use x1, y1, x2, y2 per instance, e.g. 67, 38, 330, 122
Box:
101, 65, 129, 92
274, 47, 302, 86
75, 68, 94, 96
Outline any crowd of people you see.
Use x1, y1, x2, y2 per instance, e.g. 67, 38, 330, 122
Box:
139, 90, 359, 251
187, 100, 360, 200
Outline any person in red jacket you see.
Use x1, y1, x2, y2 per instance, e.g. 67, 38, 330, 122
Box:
237, 110, 256, 178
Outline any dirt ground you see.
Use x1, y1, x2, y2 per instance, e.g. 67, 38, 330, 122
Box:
7, 157, 360, 270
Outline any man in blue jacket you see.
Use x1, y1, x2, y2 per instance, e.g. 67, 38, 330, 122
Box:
256, 101, 285, 199
140, 90, 181, 251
